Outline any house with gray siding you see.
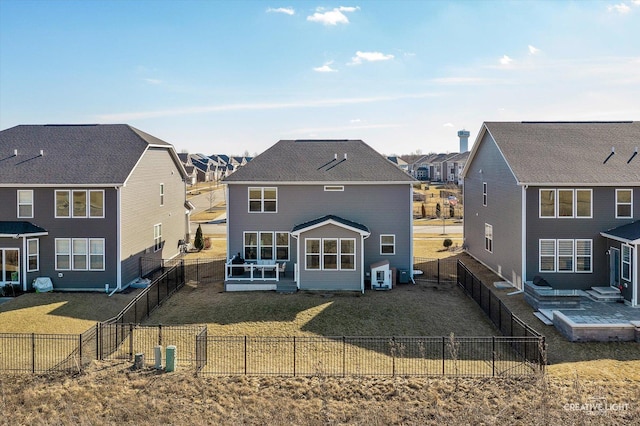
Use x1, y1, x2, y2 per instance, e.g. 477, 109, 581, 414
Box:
223, 139, 416, 292
462, 121, 640, 306
0, 124, 190, 292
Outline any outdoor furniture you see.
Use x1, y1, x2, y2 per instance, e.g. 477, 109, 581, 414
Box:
278, 262, 287, 277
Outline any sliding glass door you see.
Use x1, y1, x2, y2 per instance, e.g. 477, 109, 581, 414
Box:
1, 249, 19, 284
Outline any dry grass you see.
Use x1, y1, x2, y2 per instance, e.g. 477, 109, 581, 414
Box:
1, 361, 638, 425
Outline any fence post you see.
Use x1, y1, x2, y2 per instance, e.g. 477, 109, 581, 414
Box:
146, 291, 150, 320
129, 323, 134, 361
442, 336, 445, 375
96, 323, 100, 361
79, 333, 83, 371
159, 324, 163, 347
391, 336, 396, 377
437, 260, 441, 285
244, 336, 247, 375
32, 333, 36, 373
492, 336, 495, 377
293, 336, 296, 377
342, 336, 346, 377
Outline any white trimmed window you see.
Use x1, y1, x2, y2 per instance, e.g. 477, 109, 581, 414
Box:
482, 182, 487, 206
55, 238, 104, 271
243, 231, 290, 261
27, 239, 39, 272
17, 190, 33, 218
154, 224, 162, 252
305, 238, 356, 271
539, 239, 592, 273
248, 187, 277, 213
484, 224, 493, 253
380, 235, 395, 255
160, 183, 165, 206
622, 244, 633, 282
540, 188, 592, 218
616, 189, 633, 219
56, 190, 104, 218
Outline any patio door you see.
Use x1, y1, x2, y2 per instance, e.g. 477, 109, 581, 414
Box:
609, 247, 620, 289
1, 249, 20, 284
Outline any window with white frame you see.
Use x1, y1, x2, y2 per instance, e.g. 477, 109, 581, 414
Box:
55, 238, 105, 271
616, 189, 633, 219
154, 224, 162, 252
380, 235, 395, 255
17, 190, 33, 218
484, 224, 493, 253
622, 244, 632, 281
27, 239, 39, 272
243, 231, 289, 261
305, 238, 356, 271
248, 187, 277, 213
482, 182, 487, 206
160, 183, 165, 206
539, 239, 592, 273
56, 190, 104, 218
539, 188, 592, 218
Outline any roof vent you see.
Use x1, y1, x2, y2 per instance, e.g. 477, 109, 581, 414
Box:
603, 147, 615, 164
39, 150, 44, 156
334, 153, 337, 160
344, 153, 348, 160
628, 147, 638, 164
13, 149, 17, 156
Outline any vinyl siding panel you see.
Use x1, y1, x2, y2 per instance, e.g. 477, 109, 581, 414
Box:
120, 147, 187, 285
0, 187, 118, 290
227, 183, 412, 278
463, 132, 523, 286
526, 186, 639, 289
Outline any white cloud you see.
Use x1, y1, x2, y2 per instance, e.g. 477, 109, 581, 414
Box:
350, 118, 362, 123
443, 123, 454, 127
608, 3, 631, 13
632, 0, 640, 5
307, 6, 359, 25
349, 51, 394, 65
499, 55, 513, 65
266, 7, 295, 15
143, 78, 162, 85
528, 45, 540, 55
313, 61, 338, 72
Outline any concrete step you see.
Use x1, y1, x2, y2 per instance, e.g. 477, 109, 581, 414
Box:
276, 284, 298, 294
534, 311, 554, 325
590, 286, 621, 295
585, 289, 623, 302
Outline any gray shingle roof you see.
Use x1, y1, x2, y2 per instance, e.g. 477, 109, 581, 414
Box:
0, 124, 174, 185
481, 121, 640, 184
224, 140, 416, 183
0, 221, 48, 236
291, 215, 370, 234
601, 221, 640, 244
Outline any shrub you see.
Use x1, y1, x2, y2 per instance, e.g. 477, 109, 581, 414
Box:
435, 203, 441, 218
443, 238, 453, 250
194, 224, 205, 251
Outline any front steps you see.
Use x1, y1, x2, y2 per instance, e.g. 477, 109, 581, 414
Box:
585, 286, 624, 303
276, 282, 298, 294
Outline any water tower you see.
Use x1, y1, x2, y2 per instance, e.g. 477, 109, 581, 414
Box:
457, 129, 470, 152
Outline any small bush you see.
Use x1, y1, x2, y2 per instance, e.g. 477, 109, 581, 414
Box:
443, 238, 453, 250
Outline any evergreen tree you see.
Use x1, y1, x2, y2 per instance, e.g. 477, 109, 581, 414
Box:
194, 224, 205, 251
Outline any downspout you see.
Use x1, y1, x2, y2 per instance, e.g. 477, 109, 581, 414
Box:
361, 233, 370, 294
21, 236, 27, 292
409, 183, 414, 284
225, 184, 230, 262
508, 184, 526, 296
634, 244, 638, 307
291, 234, 299, 288
116, 186, 122, 290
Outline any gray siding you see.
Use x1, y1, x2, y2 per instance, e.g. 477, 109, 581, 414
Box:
297, 223, 362, 291
120, 147, 187, 285
227, 183, 413, 279
0, 187, 118, 290
526, 186, 639, 289
463, 132, 523, 286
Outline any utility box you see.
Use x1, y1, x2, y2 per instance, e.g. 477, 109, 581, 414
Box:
398, 269, 410, 284
370, 260, 392, 290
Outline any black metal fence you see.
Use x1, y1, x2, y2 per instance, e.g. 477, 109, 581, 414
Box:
413, 257, 458, 284
457, 261, 545, 367
199, 335, 542, 377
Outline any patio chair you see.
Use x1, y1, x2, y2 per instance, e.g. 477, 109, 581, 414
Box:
278, 262, 287, 277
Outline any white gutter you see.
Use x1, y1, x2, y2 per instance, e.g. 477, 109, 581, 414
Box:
509, 185, 527, 296
116, 186, 122, 290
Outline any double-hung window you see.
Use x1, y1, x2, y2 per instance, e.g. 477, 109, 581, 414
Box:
27, 239, 39, 272
616, 189, 633, 218
622, 244, 633, 282
484, 224, 493, 253
154, 224, 162, 252
17, 190, 33, 218
482, 182, 487, 206
55, 238, 104, 271
539, 239, 592, 273
159, 183, 165, 206
244, 231, 290, 261
380, 235, 395, 255
248, 187, 277, 213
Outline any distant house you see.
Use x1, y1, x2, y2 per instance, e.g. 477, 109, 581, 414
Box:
223, 139, 416, 292
386, 156, 409, 173
177, 153, 198, 186
0, 124, 191, 292
462, 121, 640, 306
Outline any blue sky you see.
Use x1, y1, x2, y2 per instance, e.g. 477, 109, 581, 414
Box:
1, 0, 639, 156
